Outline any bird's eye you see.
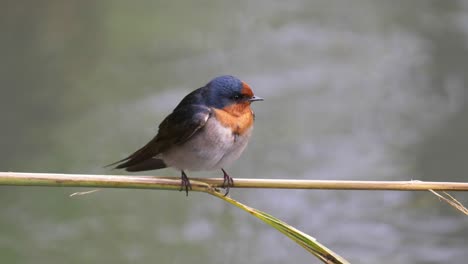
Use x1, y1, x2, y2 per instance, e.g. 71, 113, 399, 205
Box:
232, 94, 241, 100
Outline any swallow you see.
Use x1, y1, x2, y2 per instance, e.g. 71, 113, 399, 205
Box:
108, 75, 263, 195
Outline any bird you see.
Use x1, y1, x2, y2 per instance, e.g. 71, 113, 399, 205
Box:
108, 75, 263, 196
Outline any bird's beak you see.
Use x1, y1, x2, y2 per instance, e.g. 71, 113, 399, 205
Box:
249, 95, 264, 102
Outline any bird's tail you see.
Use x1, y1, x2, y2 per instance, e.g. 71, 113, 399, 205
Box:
105, 137, 167, 172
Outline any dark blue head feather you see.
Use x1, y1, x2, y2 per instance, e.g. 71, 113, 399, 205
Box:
204, 75, 244, 108
175, 75, 253, 110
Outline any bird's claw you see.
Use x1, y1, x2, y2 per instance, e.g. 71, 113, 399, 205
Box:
221, 168, 234, 196
180, 171, 192, 196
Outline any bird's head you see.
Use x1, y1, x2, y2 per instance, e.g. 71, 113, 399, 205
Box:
205, 75, 263, 109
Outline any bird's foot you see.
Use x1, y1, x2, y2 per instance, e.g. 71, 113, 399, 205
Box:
221, 168, 234, 196
180, 171, 192, 196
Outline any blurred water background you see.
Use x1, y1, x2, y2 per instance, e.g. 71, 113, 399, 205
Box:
1, 1, 468, 263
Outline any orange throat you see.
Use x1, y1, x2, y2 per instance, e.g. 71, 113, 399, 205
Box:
214, 103, 254, 135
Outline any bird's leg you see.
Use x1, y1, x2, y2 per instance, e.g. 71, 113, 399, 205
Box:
180, 170, 192, 196
221, 168, 234, 196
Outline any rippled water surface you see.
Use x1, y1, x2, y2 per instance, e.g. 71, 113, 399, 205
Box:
1, 1, 468, 263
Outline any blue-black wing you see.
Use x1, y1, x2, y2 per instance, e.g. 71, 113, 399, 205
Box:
109, 104, 211, 171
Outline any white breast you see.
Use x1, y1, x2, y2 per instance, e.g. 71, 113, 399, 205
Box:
160, 116, 252, 171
